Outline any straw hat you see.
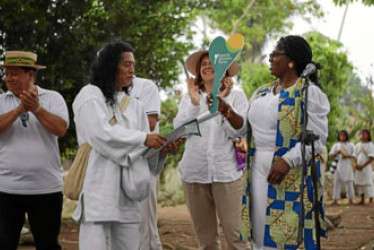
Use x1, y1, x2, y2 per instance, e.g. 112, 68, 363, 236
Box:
0, 51, 46, 70
186, 50, 238, 77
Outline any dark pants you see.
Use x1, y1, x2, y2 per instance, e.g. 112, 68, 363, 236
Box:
0, 191, 63, 250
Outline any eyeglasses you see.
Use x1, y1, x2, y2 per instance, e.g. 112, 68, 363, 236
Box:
269, 51, 287, 59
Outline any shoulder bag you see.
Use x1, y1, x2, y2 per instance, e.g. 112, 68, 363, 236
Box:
63, 94, 133, 200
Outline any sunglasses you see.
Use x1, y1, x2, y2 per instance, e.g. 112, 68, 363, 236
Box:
269, 51, 287, 59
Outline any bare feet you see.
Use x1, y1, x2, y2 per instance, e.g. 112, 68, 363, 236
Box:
355, 200, 365, 206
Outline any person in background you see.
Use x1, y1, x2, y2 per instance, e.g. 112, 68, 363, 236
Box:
329, 130, 355, 205
354, 129, 374, 205
118, 42, 164, 250
0, 51, 69, 249
173, 50, 248, 250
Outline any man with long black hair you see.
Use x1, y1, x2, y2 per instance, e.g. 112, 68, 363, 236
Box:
119, 42, 164, 250
72, 40, 168, 249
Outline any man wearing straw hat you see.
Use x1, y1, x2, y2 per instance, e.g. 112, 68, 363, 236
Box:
0, 51, 69, 249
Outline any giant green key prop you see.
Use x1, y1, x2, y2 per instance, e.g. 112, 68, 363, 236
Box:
208, 33, 244, 113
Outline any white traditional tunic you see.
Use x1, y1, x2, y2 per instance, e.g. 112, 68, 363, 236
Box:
329, 142, 355, 181
354, 142, 374, 186
329, 142, 355, 200
173, 89, 248, 183
247, 84, 329, 249
72, 84, 154, 223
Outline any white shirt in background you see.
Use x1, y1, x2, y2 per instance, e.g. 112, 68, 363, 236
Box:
130, 77, 161, 133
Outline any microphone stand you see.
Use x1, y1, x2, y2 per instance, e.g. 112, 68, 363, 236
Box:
299, 76, 321, 250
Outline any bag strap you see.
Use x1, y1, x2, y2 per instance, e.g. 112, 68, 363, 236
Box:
119, 94, 131, 113
109, 94, 131, 125
361, 143, 368, 157
339, 143, 349, 157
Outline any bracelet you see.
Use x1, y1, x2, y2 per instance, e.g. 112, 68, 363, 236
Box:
13, 108, 20, 116
33, 104, 42, 114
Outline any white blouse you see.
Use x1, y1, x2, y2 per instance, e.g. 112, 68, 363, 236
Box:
248, 84, 330, 168
329, 142, 355, 181
354, 142, 374, 186
173, 89, 248, 183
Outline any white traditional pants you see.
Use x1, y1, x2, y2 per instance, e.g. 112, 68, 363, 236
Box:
79, 221, 140, 250
140, 174, 162, 250
332, 174, 355, 200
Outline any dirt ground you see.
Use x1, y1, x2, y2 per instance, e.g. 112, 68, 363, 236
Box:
18, 198, 374, 250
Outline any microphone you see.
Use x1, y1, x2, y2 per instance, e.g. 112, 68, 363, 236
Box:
301, 63, 316, 78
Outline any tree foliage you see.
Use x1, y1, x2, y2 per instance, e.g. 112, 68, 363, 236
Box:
357, 75, 374, 130
0, 0, 95, 156
1, 0, 369, 163
203, 0, 323, 62
333, 0, 374, 6
341, 73, 374, 140
158, 93, 185, 179
0, 0, 213, 157
240, 61, 275, 98
304, 32, 353, 148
